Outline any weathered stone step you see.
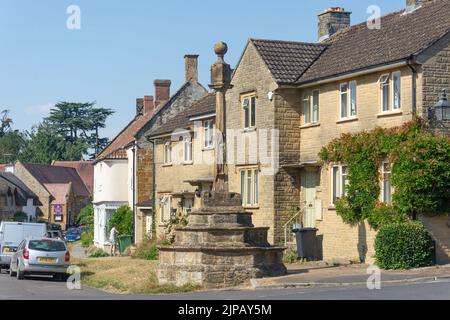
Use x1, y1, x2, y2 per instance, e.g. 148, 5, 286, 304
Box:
188, 210, 253, 227
174, 226, 269, 246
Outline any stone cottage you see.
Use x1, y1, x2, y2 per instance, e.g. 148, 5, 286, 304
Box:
0, 172, 39, 221
226, 0, 450, 263
13, 161, 90, 229
134, 55, 208, 242
147, 93, 216, 238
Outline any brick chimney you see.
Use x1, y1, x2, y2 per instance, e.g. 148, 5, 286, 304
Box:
136, 98, 144, 115
318, 7, 351, 42
143, 95, 154, 115
184, 54, 199, 83
154, 80, 171, 108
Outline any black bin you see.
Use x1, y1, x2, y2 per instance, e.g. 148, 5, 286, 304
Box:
292, 227, 317, 260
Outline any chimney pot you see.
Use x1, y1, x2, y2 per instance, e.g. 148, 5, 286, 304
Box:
318, 7, 351, 42
143, 96, 154, 115
184, 54, 199, 83
154, 80, 171, 109
136, 98, 144, 115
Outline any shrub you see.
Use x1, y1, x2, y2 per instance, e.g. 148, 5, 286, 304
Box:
283, 249, 298, 264
107, 205, 133, 236
375, 221, 434, 269
89, 249, 110, 258
132, 240, 159, 260
13, 211, 28, 222
366, 204, 409, 230
81, 231, 94, 248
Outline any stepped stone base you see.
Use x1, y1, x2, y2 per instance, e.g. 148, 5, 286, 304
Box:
157, 191, 287, 288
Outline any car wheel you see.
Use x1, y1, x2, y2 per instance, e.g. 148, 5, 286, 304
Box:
16, 264, 24, 280
53, 273, 63, 281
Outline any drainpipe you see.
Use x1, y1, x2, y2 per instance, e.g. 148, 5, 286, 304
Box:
148, 137, 157, 239
132, 143, 136, 244
407, 57, 418, 116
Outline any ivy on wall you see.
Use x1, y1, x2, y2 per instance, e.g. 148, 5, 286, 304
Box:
319, 119, 450, 229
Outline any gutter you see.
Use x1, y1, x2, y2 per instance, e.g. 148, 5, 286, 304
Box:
279, 60, 409, 89
131, 142, 136, 244
407, 56, 418, 116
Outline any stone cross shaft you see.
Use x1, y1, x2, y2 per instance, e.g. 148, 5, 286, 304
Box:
209, 42, 233, 193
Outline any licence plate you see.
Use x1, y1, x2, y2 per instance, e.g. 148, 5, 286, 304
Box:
38, 257, 57, 263
2, 248, 14, 254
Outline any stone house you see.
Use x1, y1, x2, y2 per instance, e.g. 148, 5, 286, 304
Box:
92, 79, 173, 248
147, 93, 215, 237
0, 172, 39, 221
13, 161, 90, 229
226, 0, 450, 263
134, 55, 208, 242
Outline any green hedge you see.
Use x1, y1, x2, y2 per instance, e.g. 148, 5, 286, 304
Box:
375, 221, 434, 269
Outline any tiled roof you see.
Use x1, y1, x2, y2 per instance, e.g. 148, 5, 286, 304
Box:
52, 161, 94, 195
297, 0, 450, 84
96, 111, 156, 160
251, 39, 326, 84
0, 172, 38, 199
149, 93, 216, 137
44, 183, 71, 204
22, 163, 90, 197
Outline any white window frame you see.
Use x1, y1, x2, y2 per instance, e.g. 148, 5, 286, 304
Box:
204, 119, 214, 149
312, 90, 320, 123
240, 167, 259, 207
242, 94, 256, 129
303, 93, 311, 124
349, 80, 357, 117
160, 195, 171, 224
392, 71, 401, 110
340, 81, 357, 119
380, 74, 391, 112
381, 161, 392, 204
163, 141, 172, 164
183, 136, 193, 164
331, 164, 348, 205
340, 83, 348, 119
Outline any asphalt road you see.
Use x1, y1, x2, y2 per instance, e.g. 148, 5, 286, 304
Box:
1, 270, 449, 300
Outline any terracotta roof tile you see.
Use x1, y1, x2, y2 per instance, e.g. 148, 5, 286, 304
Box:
52, 161, 94, 195
22, 163, 90, 197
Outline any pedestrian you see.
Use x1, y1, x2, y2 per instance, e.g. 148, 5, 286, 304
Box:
109, 224, 119, 256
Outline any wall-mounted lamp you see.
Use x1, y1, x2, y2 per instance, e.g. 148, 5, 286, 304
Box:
433, 89, 450, 121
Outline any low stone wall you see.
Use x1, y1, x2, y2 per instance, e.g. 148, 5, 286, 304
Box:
420, 214, 450, 265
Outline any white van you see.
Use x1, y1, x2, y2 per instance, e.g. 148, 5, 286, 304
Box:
0, 222, 47, 270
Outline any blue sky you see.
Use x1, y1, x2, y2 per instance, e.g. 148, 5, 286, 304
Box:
0, 0, 405, 139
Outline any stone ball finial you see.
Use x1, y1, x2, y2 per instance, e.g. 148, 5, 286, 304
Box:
214, 41, 228, 56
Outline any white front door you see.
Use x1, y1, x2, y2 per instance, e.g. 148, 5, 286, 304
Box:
303, 171, 317, 228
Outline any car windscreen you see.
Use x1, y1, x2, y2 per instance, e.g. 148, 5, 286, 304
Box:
28, 240, 66, 252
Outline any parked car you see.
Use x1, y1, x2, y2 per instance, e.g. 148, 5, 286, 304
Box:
9, 238, 70, 281
47, 224, 62, 231
0, 222, 47, 272
46, 230, 63, 240
64, 229, 81, 242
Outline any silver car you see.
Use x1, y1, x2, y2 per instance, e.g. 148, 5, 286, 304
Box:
9, 238, 70, 281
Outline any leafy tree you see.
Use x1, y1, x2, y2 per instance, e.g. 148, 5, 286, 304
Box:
13, 211, 28, 222
46, 102, 114, 157
0, 131, 27, 163
77, 203, 94, 231
20, 121, 86, 164
0, 110, 13, 137
107, 205, 133, 236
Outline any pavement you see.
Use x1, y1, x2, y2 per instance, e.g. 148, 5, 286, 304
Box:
69, 242, 88, 259
250, 262, 450, 289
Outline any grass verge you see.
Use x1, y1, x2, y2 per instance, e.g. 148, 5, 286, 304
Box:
71, 256, 199, 295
